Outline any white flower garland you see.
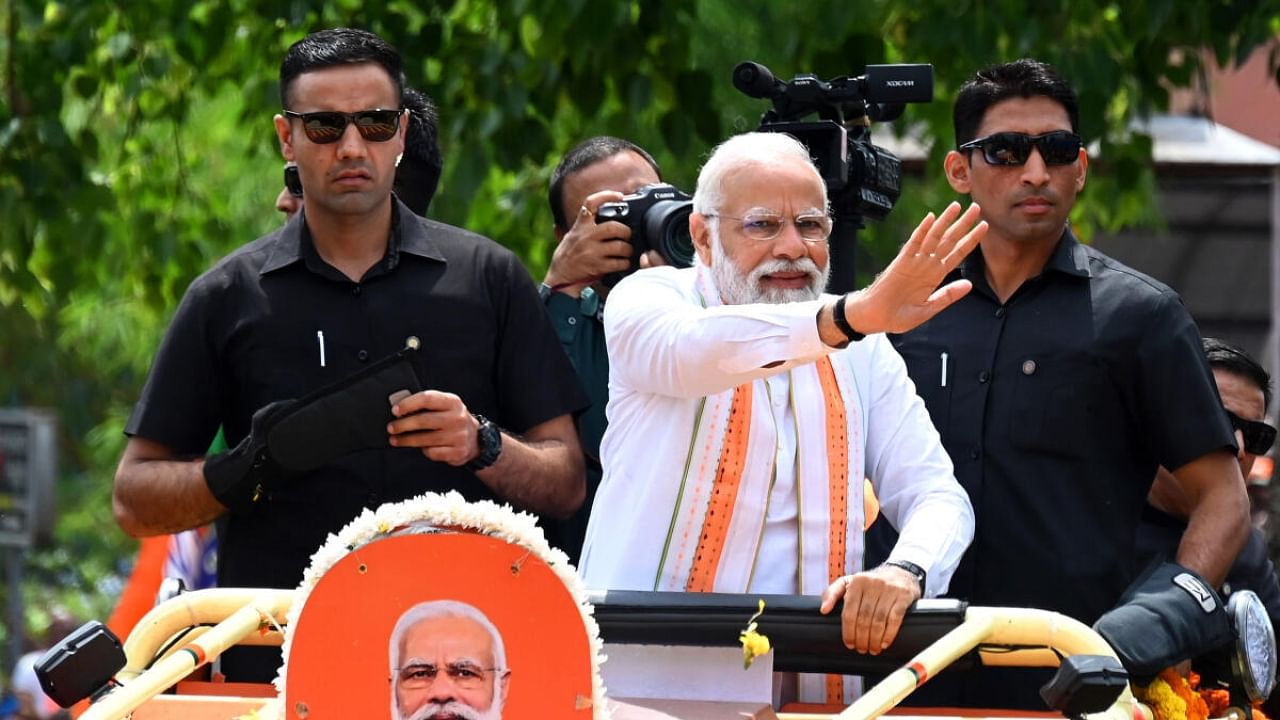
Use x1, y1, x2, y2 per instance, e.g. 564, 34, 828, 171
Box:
272, 490, 609, 718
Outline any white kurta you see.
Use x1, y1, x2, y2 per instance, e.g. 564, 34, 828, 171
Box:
580, 264, 974, 599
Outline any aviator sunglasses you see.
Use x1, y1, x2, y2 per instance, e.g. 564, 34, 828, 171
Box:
1225, 409, 1277, 456
958, 130, 1083, 167
283, 108, 403, 144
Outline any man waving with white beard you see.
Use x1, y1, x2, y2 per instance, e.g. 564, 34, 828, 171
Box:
580, 131, 985, 705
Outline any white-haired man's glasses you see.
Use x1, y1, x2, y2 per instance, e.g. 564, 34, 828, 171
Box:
704, 210, 832, 243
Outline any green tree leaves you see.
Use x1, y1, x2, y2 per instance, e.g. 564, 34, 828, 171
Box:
0, 0, 1276, 651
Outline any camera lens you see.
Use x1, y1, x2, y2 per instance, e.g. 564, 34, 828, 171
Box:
642, 200, 695, 268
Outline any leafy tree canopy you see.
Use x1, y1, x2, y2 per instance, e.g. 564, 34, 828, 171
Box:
1, 0, 1277, 650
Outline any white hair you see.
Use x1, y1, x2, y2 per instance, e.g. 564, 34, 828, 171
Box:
389, 600, 507, 720
692, 131, 828, 217
706, 224, 829, 305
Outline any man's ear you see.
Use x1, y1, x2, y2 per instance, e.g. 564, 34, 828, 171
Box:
274, 114, 295, 162
690, 213, 712, 266
498, 670, 511, 707
1075, 148, 1089, 192
943, 150, 972, 194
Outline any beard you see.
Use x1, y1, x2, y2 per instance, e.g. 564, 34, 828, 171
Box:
709, 226, 829, 305
402, 699, 503, 720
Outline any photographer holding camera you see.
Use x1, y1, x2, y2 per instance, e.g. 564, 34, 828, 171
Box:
540, 136, 670, 562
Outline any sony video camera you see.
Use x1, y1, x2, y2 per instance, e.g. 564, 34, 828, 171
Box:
595, 182, 695, 283
732, 61, 933, 224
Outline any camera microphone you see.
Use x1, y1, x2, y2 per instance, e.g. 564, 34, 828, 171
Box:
733, 61, 785, 99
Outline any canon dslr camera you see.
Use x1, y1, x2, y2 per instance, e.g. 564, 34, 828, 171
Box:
595, 183, 694, 284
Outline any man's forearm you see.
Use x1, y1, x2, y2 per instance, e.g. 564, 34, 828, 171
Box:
1178, 481, 1249, 587
475, 436, 585, 518
113, 457, 224, 536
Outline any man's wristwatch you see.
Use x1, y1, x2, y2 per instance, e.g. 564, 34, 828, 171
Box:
832, 294, 866, 347
467, 414, 503, 471
882, 559, 927, 595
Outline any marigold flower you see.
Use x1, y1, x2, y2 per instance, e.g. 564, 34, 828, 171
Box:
739, 599, 772, 669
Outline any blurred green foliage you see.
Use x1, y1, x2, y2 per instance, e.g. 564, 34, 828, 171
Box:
1, 0, 1277, 661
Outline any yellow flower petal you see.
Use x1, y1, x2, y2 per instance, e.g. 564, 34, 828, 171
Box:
739, 600, 772, 669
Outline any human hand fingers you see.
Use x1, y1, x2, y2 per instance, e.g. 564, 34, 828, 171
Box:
570, 239, 633, 280
921, 279, 975, 316
572, 190, 627, 229
389, 391, 471, 449
927, 203, 983, 269
845, 567, 921, 654
900, 203, 982, 277
939, 212, 986, 269
548, 229, 632, 289
915, 201, 964, 258
820, 575, 850, 614
638, 250, 665, 269
391, 389, 461, 418
388, 395, 478, 466
868, 584, 915, 653
840, 577, 868, 651
845, 573, 885, 653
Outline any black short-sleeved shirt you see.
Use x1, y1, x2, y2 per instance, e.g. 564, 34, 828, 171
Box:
886, 229, 1235, 707
126, 201, 587, 592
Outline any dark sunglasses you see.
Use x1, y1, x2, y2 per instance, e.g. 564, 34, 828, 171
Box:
958, 130, 1083, 166
1226, 409, 1277, 455
283, 108, 403, 145
283, 164, 303, 198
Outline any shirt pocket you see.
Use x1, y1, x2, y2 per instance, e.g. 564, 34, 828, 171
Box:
895, 341, 953, 435
1008, 352, 1108, 459
242, 334, 336, 403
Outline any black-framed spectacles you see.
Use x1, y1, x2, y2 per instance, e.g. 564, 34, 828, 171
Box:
958, 130, 1083, 167
1226, 409, 1277, 456
283, 108, 403, 145
283, 164, 303, 198
394, 662, 504, 691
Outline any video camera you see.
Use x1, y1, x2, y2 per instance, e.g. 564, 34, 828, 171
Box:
595, 182, 695, 282
732, 61, 933, 224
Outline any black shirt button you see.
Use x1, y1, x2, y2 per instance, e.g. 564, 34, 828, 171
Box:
357, 349, 370, 362
969, 449, 980, 460
367, 492, 380, 506
352, 285, 362, 296
1022, 360, 1037, 375
995, 307, 1006, 318
978, 370, 991, 383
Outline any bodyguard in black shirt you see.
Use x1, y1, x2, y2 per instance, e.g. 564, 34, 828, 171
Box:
112, 28, 587, 680
887, 59, 1248, 708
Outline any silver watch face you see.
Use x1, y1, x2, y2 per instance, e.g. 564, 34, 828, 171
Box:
1229, 590, 1278, 702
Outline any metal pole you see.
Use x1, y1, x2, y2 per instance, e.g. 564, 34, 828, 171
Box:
5, 545, 24, 674
828, 218, 861, 294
